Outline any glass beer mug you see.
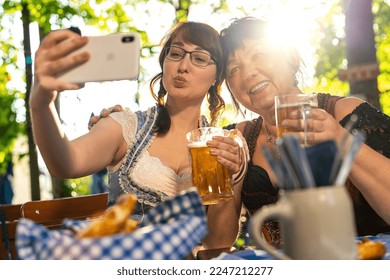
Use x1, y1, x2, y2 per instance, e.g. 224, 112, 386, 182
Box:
275, 94, 318, 146
186, 127, 234, 205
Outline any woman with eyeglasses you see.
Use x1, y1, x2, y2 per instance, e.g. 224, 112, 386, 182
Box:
29, 22, 247, 252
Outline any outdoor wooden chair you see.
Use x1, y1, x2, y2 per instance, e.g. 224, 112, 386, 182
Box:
20, 193, 108, 229
0, 204, 22, 260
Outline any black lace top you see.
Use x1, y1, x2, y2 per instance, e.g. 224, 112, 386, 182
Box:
339, 100, 390, 235
233, 93, 390, 236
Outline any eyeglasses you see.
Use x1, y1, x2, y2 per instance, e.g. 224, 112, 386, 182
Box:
165, 46, 215, 67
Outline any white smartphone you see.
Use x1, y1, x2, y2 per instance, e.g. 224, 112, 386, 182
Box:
58, 32, 141, 84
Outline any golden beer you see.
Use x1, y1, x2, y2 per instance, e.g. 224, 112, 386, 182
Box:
188, 143, 234, 205
275, 94, 317, 138
276, 103, 304, 137
187, 127, 234, 205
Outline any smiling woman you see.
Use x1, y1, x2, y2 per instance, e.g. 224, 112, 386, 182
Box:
220, 16, 390, 241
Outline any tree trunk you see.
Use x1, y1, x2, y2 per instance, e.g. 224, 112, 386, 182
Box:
22, 3, 41, 200
344, 0, 381, 109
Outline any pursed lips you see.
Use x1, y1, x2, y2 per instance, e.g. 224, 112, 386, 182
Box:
173, 76, 188, 87
249, 81, 269, 95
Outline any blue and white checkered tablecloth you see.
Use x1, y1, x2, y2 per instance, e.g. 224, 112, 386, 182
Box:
215, 233, 390, 260
16, 188, 207, 260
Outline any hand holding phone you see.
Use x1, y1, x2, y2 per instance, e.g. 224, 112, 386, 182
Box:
57, 33, 141, 84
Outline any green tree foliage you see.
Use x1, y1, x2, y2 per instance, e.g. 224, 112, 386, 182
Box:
134, 0, 228, 23
0, 54, 24, 174
374, 0, 390, 114
53, 176, 92, 197
309, 2, 349, 96
0, 6, 25, 174
311, 0, 390, 115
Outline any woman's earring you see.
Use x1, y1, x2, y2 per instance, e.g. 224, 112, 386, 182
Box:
293, 75, 299, 87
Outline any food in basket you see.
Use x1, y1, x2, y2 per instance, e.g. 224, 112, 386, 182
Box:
77, 193, 139, 238
357, 237, 386, 260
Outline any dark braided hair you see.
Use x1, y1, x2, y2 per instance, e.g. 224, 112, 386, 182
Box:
150, 21, 225, 133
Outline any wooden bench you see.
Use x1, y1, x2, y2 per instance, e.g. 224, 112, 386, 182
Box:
1, 193, 109, 259
0, 204, 22, 260
20, 193, 108, 229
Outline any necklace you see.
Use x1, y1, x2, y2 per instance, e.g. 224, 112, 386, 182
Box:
263, 123, 277, 145
263, 121, 281, 160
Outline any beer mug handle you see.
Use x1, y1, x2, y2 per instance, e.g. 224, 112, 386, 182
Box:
250, 201, 292, 260
301, 104, 312, 146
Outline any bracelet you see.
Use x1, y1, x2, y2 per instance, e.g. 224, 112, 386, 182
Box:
230, 130, 250, 185
230, 150, 248, 185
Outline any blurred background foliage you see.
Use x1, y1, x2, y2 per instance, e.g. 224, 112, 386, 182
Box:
53, 175, 92, 197
310, 0, 390, 112
0, 0, 389, 200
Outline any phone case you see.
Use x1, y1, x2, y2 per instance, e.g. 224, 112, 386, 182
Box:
58, 33, 140, 84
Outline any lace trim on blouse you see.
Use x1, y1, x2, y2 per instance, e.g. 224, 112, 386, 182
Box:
108, 106, 193, 208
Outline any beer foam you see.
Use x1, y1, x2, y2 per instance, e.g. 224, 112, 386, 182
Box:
188, 142, 207, 148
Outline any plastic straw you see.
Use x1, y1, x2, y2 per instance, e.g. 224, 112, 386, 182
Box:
334, 130, 365, 185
